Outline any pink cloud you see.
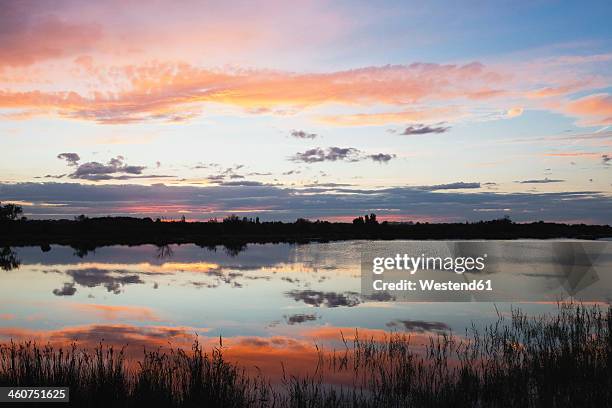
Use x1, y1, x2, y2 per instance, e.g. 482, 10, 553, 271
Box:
0, 2, 101, 67
0, 0, 352, 69
69, 303, 161, 322
563, 94, 612, 126
0, 1, 609, 128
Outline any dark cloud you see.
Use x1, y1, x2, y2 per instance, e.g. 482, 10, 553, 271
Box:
2, 182, 611, 224
290, 130, 318, 139
285, 290, 361, 307
420, 182, 481, 191
37, 324, 206, 349
368, 153, 396, 163
364, 291, 395, 302
291, 147, 361, 163
386, 319, 450, 332
206, 174, 226, 182
516, 178, 565, 184
204, 165, 251, 184
284, 314, 319, 325
238, 337, 300, 348
247, 172, 272, 176
58, 154, 171, 181
193, 162, 220, 170
71, 156, 145, 180
603, 154, 611, 166
52, 282, 77, 296
57, 153, 80, 166
238, 337, 269, 348
190, 280, 220, 289
291, 147, 394, 164
401, 124, 450, 135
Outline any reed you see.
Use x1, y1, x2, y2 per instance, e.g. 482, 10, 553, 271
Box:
1, 303, 610, 407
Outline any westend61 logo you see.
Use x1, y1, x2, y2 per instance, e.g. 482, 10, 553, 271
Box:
372, 253, 487, 275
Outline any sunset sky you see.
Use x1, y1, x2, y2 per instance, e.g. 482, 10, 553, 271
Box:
1, 0, 611, 223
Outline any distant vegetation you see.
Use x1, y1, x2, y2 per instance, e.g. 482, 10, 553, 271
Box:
1, 205, 611, 249
1, 304, 611, 407
0, 202, 23, 221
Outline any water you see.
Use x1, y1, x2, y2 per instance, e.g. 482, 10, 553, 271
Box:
0, 241, 609, 378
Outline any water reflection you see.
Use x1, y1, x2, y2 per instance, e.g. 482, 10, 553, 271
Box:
0, 241, 610, 380
0, 246, 20, 271
155, 244, 174, 259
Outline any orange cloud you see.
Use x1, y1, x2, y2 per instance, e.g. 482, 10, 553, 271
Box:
563, 94, 612, 126
300, 326, 438, 348
0, 62, 507, 125
0, 324, 320, 379
0, 53, 608, 128
0, 321, 461, 383
506, 107, 524, 118
48, 261, 221, 275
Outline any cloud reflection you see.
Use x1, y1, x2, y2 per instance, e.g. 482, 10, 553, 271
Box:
385, 319, 450, 333
286, 290, 361, 307
65, 268, 145, 294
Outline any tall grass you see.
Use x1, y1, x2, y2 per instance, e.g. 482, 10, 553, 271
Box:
1, 303, 611, 407
0, 340, 269, 407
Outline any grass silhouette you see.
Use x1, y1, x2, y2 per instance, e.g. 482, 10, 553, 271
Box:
1, 303, 611, 407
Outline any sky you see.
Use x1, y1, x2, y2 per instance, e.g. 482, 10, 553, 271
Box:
0, 0, 611, 223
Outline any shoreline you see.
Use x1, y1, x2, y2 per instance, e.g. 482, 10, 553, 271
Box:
1, 217, 611, 248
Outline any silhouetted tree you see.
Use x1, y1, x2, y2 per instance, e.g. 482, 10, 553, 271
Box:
0, 202, 23, 221
358, 213, 379, 225
367, 213, 378, 225
353, 216, 365, 225
223, 215, 241, 224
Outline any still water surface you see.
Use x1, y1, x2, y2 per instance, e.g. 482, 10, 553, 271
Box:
1, 241, 609, 378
